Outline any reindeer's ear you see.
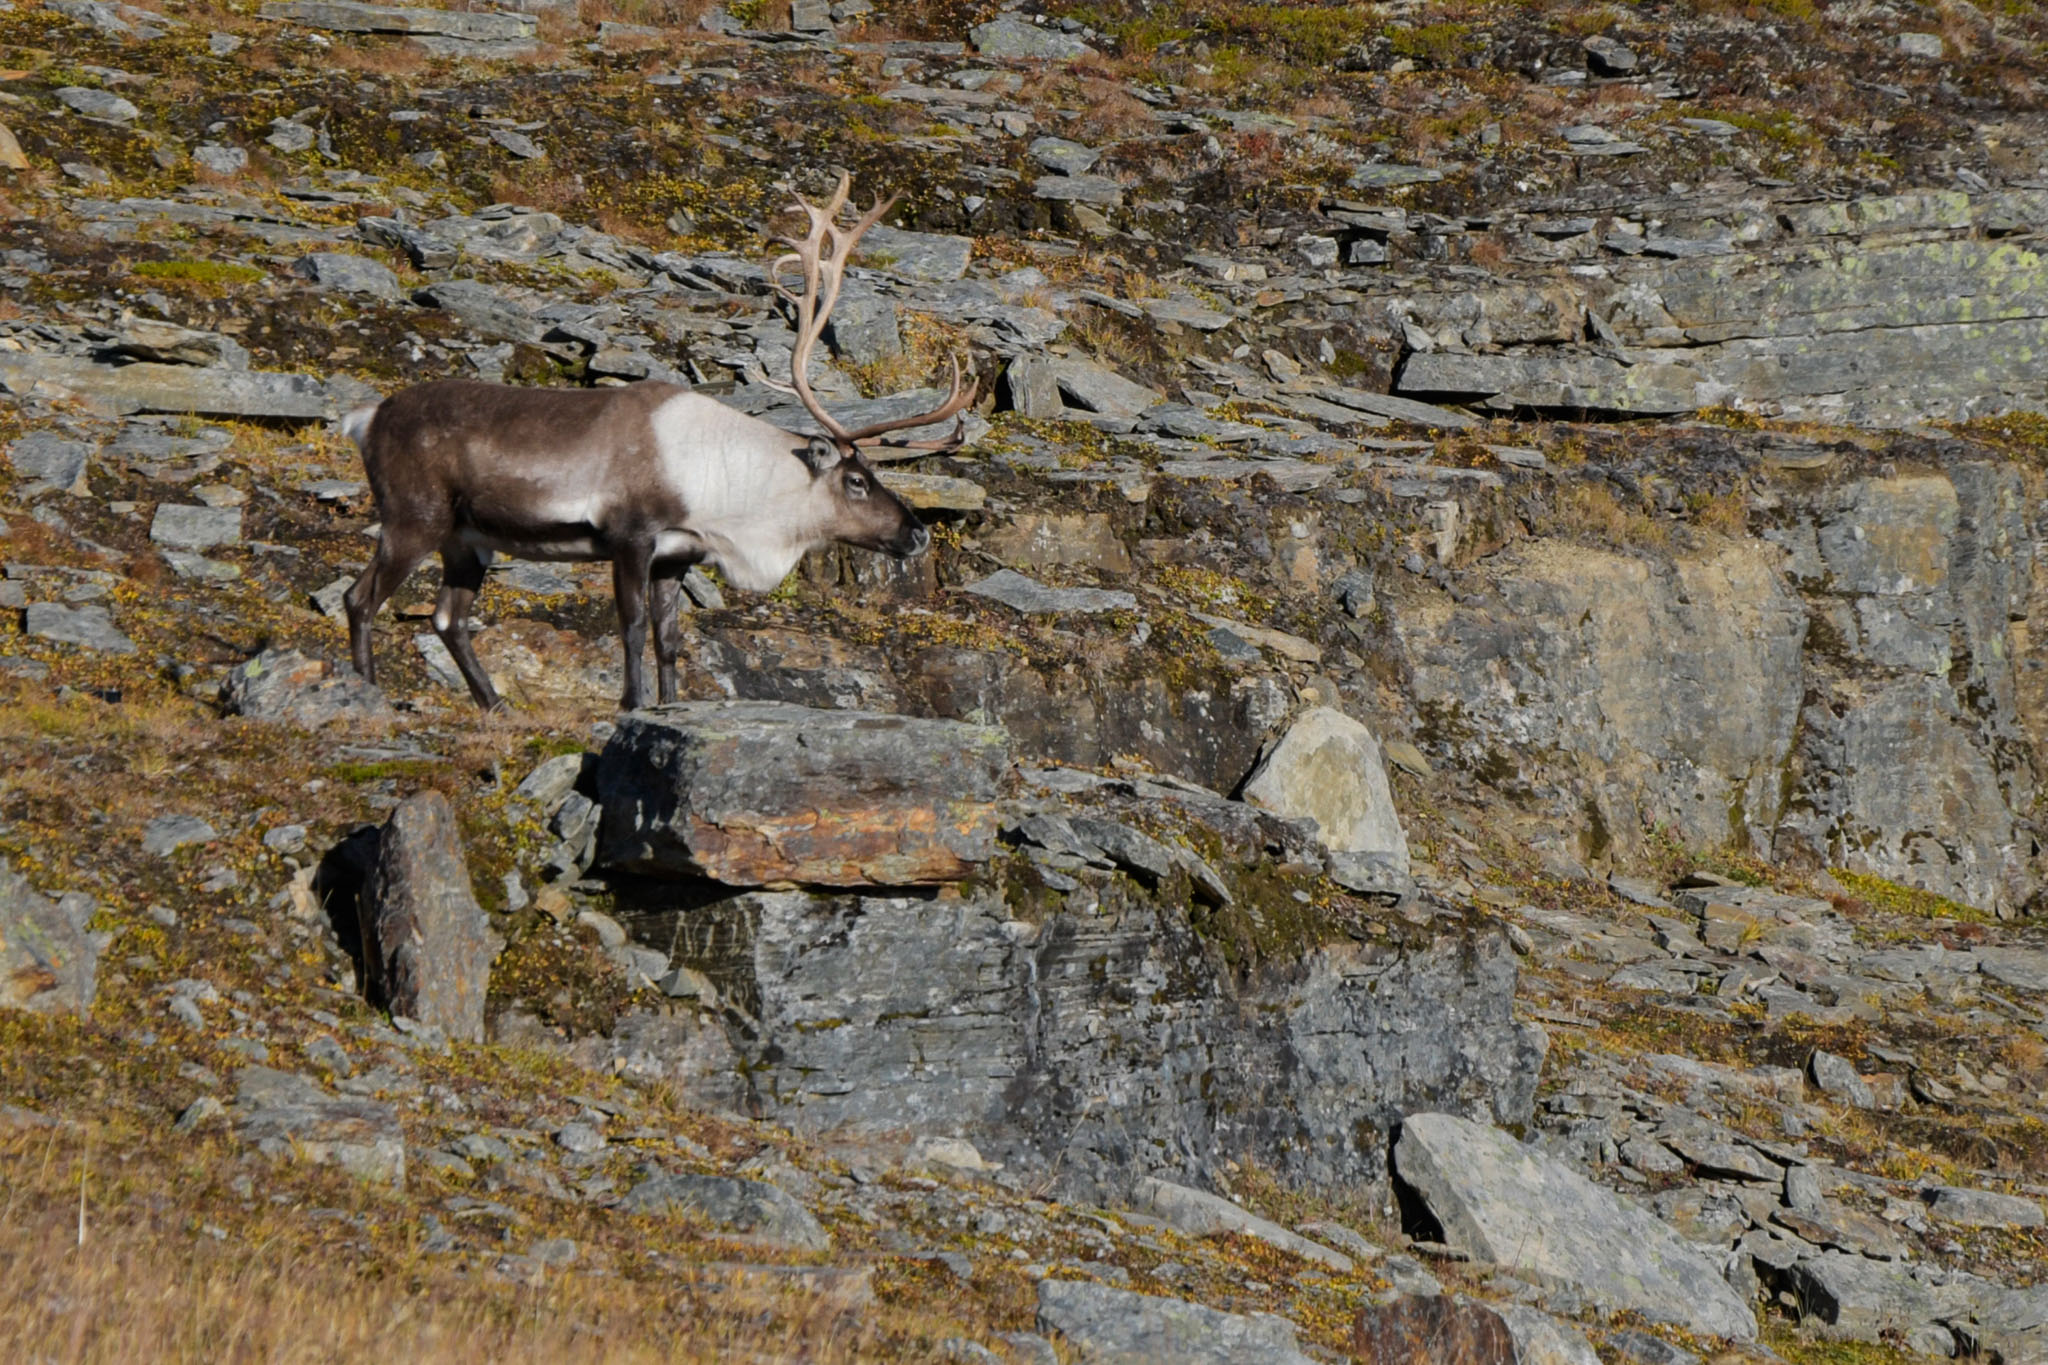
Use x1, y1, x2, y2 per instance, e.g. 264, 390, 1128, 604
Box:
800, 437, 842, 474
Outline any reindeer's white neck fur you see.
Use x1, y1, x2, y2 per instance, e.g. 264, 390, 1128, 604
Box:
648, 393, 837, 592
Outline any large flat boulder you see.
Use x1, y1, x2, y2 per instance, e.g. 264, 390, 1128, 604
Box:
596, 702, 1010, 887
259, 0, 534, 39
233, 1067, 405, 1185
1393, 1112, 1756, 1340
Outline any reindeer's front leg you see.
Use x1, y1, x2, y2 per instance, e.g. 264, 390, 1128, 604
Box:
651, 571, 685, 705
611, 537, 657, 711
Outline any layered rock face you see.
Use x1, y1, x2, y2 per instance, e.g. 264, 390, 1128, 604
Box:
1395, 452, 2045, 915
592, 705, 1545, 1201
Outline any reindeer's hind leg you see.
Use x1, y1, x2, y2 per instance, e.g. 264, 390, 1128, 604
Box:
434, 540, 504, 712
345, 525, 437, 685
651, 571, 685, 705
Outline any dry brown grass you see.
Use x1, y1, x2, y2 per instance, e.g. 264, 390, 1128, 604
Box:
324, 37, 435, 78
0, 1127, 938, 1365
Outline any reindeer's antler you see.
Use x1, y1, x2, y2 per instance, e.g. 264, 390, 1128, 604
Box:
766, 173, 978, 453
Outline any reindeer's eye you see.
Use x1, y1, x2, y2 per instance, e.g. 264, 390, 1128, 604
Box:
845, 472, 869, 498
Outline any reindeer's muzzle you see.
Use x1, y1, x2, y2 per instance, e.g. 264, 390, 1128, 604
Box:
892, 523, 932, 558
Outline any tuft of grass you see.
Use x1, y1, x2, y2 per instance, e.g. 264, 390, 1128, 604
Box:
1831, 868, 1995, 925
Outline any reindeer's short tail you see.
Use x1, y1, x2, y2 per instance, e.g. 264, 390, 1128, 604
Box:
338, 402, 380, 451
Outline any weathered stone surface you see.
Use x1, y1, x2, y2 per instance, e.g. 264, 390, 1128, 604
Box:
1241, 708, 1409, 873
8, 432, 92, 495
233, 1067, 404, 1184
1034, 174, 1124, 207
971, 16, 1095, 60
150, 503, 241, 551
1927, 1185, 2046, 1229
1492, 1305, 1602, 1365
982, 513, 1131, 575
0, 866, 97, 1016
1783, 1251, 1976, 1342
628, 881, 1543, 1202
292, 251, 401, 301
413, 279, 539, 343
24, 602, 135, 654
823, 282, 901, 365
220, 648, 391, 726
963, 569, 1137, 614
616, 1172, 828, 1250
595, 702, 1009, 887
364, 792, 500, 1043
143, 814, 217, 855
0, 355, 349, 420
1130, 1177, 1353, 1271
1398, 536, 1804, 859
858, 225, 972, 283
55, 87, 140, 123
1393, 1113, 1756, 1339
1036, 1279, 1315, 1365
260, 0, 534, 39
102, 317, 249, 369
1351, 1296, 1516, 1365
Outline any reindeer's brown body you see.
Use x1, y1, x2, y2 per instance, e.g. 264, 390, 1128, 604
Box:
339, 174, 974, 713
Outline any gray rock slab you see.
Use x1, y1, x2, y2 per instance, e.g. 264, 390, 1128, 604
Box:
1242, 707, 1409, 871
143, 814, 217, 856
1034, 174, 1124, 207
1397, 351, 1698, 415
963, 569, 1137, 615
192, 143, 248, 176
1030, 137, 1100, 175
24, 602, 134, 654
825, 284, 902, 365
617, 1172, 827, 1250
858, 225, 972, 283
1143, 295, 1234, 332
1316, 385, 1477, 429
596, 701, 1009, 887
293, 251, 401, 301
413, 279, 539, 343
0, 865, 97, 1016
233, 1065, 405, 1185
1393, 1112, 1756, 1340
971, 16, 1095, 60
8, 432, 92, 495
1782, 1251, 1975, 1342
259, 0, 534, 39
55, 87, 139, 123
220, 648, 390, 726
150, 502, 241, 551
0, 355, 344, 420
1493, 1304, 1601, 1365
101, 317, 249, 369
1129, 1177, 1352, 1271
1926, 1185, 2046, 1229
1035, 1279, 1315, 1365
364, 793, 501, 1044
1976, 947, 2048, 992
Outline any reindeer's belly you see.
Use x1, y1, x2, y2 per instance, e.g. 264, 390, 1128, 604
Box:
456, 526, 606, 561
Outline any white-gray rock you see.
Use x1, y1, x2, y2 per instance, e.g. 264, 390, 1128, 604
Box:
617, 1172, 828, 1250
150, 503, 242, 551
191, 143, 248, 176
24, 603, 135, 655
1242, 707, 1409, 873
971, 16, 1095, 60
293, 251, 402, 301
55, 87, 140, 123
1129, 1177, 1353, 1271
964, 569, 1136, 615
1035, 1279, 1316, 1365
1393, 1112, 1756, 1340
1926, 1185, 2045, 1229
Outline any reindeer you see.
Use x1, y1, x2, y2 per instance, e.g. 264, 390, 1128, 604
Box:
337, 175, 974, 712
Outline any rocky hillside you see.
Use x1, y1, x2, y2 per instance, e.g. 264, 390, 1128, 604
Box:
7, 0, 2048, 1360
